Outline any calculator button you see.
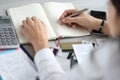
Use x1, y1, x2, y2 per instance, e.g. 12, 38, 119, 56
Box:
0, 30, 3, 33
12, 40, 18, 45
8, 42, 13, 45
8, 28, 13, 30
9, 31, 14, 34
3, 28, 8, 31
0, 28, 3, 30
0, 34, 5, 37
5, 34, 10, 37
1, 39, 6, 42
7, 39, 12, 42
6, 37, 11, 40
11, 36, 16, 39
0, 42, 1, 45
2, 42, 7, 45
4, 31, 9, 34
10, 33, 14, 36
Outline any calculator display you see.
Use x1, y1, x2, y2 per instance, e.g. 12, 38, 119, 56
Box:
0, 19, 10, 24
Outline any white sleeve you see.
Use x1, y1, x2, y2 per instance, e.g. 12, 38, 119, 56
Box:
34, 48, 64, 80
34, 48, 84, 80
34, 48, 104, 80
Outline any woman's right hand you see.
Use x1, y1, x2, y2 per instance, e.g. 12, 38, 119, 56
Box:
59, 9, 102, 30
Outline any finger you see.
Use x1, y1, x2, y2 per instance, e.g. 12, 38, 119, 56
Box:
59, 9, 78, 19
59, 20, 65, 25
20, 25, 24, 31
22, 20, 33, 31
22, 20, 28, 26
68, 23, 72, 26
32, 16, 46, 29
72, 24, 78, 28
32, 16, 44, 31
66, 23, 75, 28
60, 10, 68, 19
38, 20, 45, 30
39, 20, 48, 33
32, 16, 40, 23
20, 24, 31, 40
59, 9, 77, 25
26, 17, 34, 26
62, 17, 80, 24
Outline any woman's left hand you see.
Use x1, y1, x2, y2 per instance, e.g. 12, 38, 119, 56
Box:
21, 16, 49, 53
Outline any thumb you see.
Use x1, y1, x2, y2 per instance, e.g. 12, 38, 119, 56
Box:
62, 17, 80, 24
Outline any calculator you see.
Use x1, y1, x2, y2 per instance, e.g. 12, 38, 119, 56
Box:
0, 16, 19, 49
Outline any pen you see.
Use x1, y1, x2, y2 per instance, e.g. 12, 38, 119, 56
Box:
58, 8, 88, 23
60, 8, 88, 20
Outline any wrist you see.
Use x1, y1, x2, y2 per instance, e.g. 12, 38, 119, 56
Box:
32, 41, 49, 53
90, 17, 102, 30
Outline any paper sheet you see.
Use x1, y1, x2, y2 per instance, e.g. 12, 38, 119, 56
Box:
96, 38, 108, 46
72, 44, 93, 64
0, 48, 37, 80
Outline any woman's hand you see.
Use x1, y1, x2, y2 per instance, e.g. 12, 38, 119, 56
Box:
21, 16, 49, 52
59, 9, 102, 30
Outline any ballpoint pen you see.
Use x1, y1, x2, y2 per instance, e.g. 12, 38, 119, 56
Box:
58, 8, 88, 23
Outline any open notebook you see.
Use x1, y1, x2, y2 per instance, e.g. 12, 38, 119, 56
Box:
7, 2, 90, 44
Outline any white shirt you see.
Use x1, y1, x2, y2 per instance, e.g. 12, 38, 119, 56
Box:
34, 39, 120, 80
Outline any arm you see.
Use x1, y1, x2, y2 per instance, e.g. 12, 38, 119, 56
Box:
34, 48, 90, 80
34, 48, 64, 80
34, 48, 105, 80
20, 16, 104, 80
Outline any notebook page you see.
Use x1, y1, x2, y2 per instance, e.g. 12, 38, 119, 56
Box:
7, 3, 56, 44
73, 44, 93, 64
43, 2, 90, 37
0, 48, 37, 80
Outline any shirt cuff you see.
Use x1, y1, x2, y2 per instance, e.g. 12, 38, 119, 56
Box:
34, 48, 55, 65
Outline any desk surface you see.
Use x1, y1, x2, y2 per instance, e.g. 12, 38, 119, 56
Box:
0, 0, 108, 71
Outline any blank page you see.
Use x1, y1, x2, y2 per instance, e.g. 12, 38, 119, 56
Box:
7, 3, 56, 44
43, 2, 90, 37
